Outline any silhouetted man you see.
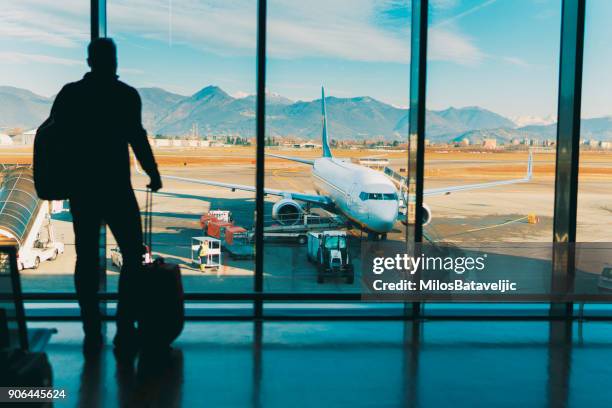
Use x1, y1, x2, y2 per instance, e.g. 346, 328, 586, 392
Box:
50, 38, 162, 354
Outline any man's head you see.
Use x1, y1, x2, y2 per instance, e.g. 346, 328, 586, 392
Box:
87, 38, 117, 75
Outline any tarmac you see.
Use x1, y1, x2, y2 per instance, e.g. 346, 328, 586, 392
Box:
16, 146, 612, 294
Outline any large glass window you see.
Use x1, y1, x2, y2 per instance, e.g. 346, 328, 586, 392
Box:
263, 0, 411, 293
578, 0, 612, 242
0, 2, 89, 293
575, 0, 612, 298
4, 0, 605, 316
107, 0, 257, 293
423, 0, 560, 301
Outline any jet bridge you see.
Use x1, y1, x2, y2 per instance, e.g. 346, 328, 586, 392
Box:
0, 167, 46, 250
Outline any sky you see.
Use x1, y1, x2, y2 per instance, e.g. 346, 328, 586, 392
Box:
0, 0, 610, 119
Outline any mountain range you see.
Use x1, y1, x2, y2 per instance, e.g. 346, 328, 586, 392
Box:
2, 84, 612, 143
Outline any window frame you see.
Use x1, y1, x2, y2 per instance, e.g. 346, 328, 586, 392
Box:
21, 0, 597, 320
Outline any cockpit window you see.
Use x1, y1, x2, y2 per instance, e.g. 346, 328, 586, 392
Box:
359, 192, 398, 201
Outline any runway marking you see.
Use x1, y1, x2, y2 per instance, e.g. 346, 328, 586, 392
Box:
271, 168, 304, 192
438, 216, 529, 239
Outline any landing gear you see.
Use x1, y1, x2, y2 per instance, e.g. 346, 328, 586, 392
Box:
367, 232, 387, 241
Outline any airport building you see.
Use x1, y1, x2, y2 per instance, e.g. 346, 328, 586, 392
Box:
0, 133, 13, 146
2, 1, 612, 407
0, 168, 42, 245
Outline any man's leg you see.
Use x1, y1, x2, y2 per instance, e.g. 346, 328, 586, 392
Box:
70, 198, 103, 342
105, 190, 144, 345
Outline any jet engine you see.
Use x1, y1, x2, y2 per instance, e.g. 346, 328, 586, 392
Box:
422, 203, 432, 226
400, 203, 432, 226
272, 199, 304, 225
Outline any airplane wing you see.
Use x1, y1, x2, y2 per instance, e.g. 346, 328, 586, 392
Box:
424, 150, 533, 196
265, 153, 314, 165
133, 158, 332, 206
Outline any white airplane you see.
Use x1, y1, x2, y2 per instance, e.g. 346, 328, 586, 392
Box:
137, 87, 532, 239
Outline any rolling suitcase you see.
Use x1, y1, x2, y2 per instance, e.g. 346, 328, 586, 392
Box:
138, 189, 185, 349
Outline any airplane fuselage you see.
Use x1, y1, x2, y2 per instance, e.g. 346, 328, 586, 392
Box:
311, 157, 399, 233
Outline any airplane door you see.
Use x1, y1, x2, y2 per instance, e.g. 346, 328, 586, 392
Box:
346, 183, 355, 205
348, 183, 360, 209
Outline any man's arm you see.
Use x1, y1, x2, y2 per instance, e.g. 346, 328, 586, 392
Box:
128, 89, 162, 191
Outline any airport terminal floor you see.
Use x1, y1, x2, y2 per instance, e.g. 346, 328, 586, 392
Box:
26, 320, 612, 408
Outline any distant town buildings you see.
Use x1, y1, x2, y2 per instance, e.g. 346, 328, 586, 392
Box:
298, 142, 322, 149
482, 138, 497, 149
0, 134, 13, 146
584, 139, 612, 149
147, 137, 221, 148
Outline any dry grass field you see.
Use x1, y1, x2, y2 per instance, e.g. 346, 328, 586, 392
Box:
1, 145, 610, 182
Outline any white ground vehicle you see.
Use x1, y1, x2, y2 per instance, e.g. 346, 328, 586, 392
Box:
17, 219, 64, 270
307, 231, 354, 284
0, 168, 66, 271
208, 210, 232, 223
110, 245, 152, 270
110, 247, 123, 269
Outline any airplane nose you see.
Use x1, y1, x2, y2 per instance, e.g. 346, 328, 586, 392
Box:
368, 201, 398, 232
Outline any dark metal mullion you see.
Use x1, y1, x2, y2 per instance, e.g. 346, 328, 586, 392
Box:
254, 0, 267, 318
406, 0, 428, 318
91, 0, 99, 41
91, 0, 109, 326
9, 246, 29, 350
551, 0, 585, 318
407, 0, 428, 244
91, 0, 106, 40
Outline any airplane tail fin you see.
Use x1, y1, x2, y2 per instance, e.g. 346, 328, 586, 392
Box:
527, 150, 533, 181
321, 87, 332, 158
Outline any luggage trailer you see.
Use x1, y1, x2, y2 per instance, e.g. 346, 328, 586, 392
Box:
250, 214, 349, 244
191, 236, 222, 272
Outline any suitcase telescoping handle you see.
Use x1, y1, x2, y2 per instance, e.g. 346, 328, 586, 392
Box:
144, 188, 153, 252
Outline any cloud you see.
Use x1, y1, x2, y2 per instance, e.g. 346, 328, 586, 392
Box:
0, 51, 83, 66
431, 0, 499, 29
428, 28, 484, 65
0, 1, 89, 48
107, 0, 485, 66
1, 0, 484, 67
499, 56, 530, 68
430, 0, 460, 10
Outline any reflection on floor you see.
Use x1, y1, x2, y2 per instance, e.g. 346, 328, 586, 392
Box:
28, 320, 612, 407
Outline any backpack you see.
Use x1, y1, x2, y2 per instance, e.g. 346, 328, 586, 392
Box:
33, 117, 71, 200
